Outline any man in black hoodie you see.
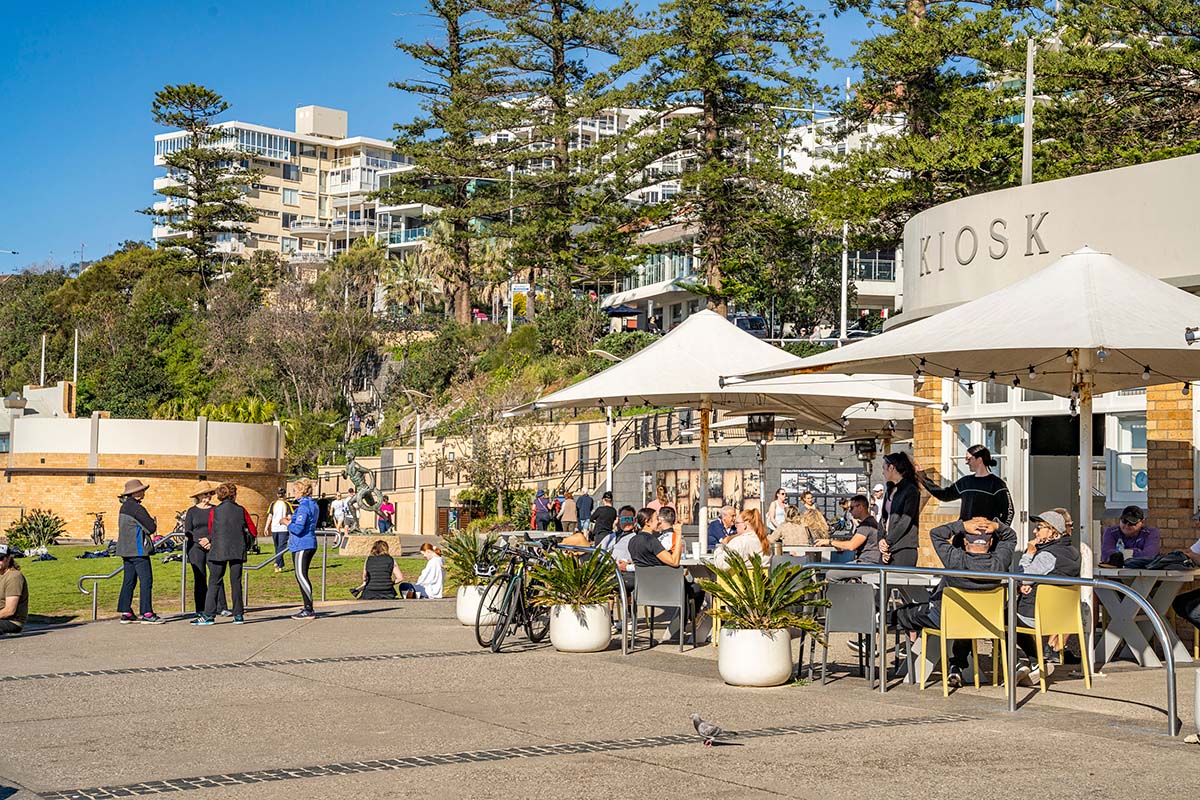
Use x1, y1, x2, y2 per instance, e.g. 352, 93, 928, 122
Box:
891, 516, 1016, 687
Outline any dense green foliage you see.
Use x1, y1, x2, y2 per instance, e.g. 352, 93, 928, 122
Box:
530, 549, 618, 609
5, 509, 68, 551
698, 553, 826, 632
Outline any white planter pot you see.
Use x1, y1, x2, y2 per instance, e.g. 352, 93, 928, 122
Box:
549, 604, 612, 653
456, 584, 497, 627
717, 628, 793, 687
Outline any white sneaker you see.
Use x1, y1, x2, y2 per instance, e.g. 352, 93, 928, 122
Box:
1016, 663, 1033, 685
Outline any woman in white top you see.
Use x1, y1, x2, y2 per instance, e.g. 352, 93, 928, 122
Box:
765, 489, 789, 535
399, 543, 444, 599
713, 508, 771, 570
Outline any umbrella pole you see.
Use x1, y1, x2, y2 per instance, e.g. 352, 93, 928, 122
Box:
605, 405, 613, 493
1077, 354, 1097, 665
699, 405, 711, 554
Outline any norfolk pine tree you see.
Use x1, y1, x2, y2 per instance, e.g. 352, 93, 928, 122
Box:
141, 84, 261, 291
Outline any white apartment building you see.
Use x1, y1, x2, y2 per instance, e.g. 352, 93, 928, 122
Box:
151, 105, 409, 263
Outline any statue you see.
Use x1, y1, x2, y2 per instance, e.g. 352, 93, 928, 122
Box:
342, 450, 380, 533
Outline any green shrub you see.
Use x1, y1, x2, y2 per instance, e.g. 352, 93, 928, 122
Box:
530, 550, 617, 609
5, 509, 67, 550
698, 553, 826, 633
441, 528, 505, 587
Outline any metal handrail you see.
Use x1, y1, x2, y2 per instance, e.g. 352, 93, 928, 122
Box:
809, 561, 1180, 736
242, 528, 337, 607
78, 534, 188, 621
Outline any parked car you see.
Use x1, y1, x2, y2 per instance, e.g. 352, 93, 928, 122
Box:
731, 315, 769, 338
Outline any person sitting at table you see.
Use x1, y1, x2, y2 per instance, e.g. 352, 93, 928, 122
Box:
815, 494, 881, 564
799, 491, 830, 543
706, 506, 737, 550
890, 516, 1016, 688
1100, 506, 1160, 567
625, 506, 704, 618
713, 508, 771, 570
1169, 509, 1200, 639
768, 504, 810, 547
1014, 510, 1079, 685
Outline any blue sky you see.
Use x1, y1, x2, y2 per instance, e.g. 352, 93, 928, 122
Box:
0, 1, 868, 273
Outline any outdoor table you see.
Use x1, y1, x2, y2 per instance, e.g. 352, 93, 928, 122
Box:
782, 546, 837, 562
1094, 567, 1198, 668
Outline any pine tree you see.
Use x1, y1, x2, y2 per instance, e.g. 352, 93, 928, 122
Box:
613, 0, 826, 315
381, 0, 510, 324
484, 0, 638, 310
140, 84, 260, 291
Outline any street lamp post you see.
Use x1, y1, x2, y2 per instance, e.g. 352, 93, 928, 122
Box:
402, 388, 432, 536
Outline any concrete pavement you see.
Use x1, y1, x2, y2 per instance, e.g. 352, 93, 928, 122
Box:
1, 600, 1194, 799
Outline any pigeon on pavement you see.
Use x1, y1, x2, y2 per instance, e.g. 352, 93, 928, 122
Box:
691, 713, 724, 747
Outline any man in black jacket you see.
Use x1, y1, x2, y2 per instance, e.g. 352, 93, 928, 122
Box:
891, 517, 1016, 687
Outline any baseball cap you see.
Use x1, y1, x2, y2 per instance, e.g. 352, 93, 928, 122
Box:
1030, 510, 1066, 535
0, 544, 24, 558
963, 528, 995, 547
1120, 505, 1145, 525
872, 483, 884, 492
536, 489, 546, 497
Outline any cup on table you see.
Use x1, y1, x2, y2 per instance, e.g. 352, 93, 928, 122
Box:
691, 542, 701, 560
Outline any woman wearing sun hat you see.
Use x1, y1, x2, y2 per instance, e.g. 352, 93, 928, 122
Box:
115, 478, 164, 624
183, 481, 226, 620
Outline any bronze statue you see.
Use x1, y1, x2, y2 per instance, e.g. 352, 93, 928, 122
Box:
342, 450, 380, 533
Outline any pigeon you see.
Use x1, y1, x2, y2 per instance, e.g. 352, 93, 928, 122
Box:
691, 713, 724, 747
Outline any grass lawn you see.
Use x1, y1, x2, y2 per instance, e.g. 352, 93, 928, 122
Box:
19, 545, 430, 623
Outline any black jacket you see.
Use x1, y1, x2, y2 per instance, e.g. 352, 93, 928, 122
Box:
881, 478, 920, 566
206, 499, 255, 563
921, 472, 1015, 525
930, 520, 1017, 597
1017, 535, 1080, 618
116, 496, 157, 558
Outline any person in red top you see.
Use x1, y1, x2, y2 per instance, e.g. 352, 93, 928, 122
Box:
194, 483, 257, 626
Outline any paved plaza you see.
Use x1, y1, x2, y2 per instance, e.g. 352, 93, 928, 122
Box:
1, 601, 1194, 799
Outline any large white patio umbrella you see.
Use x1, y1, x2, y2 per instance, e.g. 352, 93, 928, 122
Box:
514, 309, 935, 537
728, 247, 1200, 582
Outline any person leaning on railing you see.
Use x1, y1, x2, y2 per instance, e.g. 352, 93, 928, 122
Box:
890, 516, 1017, 689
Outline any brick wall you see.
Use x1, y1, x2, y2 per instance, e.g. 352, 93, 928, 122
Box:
0, 461, 283, 540
913, 379, 958, 566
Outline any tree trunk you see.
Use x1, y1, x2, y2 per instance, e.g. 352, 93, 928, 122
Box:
701, 87, 726, 317
496, 484, 506, 518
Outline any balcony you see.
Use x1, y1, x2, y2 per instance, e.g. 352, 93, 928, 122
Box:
330, 155, 406, 171
152, 224, 187, 241
382, 227, 429, 247
289, 218, 377, 240
153, 175, 182, 192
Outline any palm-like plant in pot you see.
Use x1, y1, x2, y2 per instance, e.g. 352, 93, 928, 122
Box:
698, 554, 826, 686
443, 529, 504, 626
529, 550, 618, 652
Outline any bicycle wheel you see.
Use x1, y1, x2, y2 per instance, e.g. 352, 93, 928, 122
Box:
525, 581, 550, 643
474, 574, 510, 649
490, 576, 523, 653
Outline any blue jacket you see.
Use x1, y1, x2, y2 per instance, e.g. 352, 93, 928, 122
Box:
287, 496, 319, 552
707, 518, 734, 549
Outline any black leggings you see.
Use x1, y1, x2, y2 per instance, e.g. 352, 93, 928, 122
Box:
205, 560, 244, 617
294, 549, 316, 611
190, 553, 226, 614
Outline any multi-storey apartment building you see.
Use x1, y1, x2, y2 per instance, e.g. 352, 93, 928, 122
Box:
151, 105, 407, 262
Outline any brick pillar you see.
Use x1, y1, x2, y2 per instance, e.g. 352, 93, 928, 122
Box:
1146, 382, 1196, 639
912, 379, 959, 566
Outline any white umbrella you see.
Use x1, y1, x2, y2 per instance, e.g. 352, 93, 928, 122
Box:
727, 246, 1200, 586
513, 310, 935, 544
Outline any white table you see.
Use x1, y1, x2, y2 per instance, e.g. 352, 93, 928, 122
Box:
781, 546, 837, 562
1094, 568, 1198, 668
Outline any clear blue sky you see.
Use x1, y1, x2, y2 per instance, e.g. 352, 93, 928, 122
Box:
0, 1, 867, 273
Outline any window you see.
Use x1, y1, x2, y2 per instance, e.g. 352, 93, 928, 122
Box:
1107, 414, 1147, 504
0, 433, 9, 454
982, 381, 1009, 404
282, 164, 301, 181
282, 188, 299, 206
251, 183, 278, 193
302, 166, 316, 174
282, 212, 298, 229
300, 143, 318, 157
281, 237, 299, 254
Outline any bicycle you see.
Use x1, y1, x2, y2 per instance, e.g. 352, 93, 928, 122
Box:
88, 512, 106, 546
474, 537, 554, 653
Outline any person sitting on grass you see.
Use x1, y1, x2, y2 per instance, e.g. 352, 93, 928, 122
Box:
0, 544, 28, 636
352, 540, 404, 600
398, 544, 444, 599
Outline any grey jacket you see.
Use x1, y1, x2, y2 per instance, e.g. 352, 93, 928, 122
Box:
116, 496, 157, 558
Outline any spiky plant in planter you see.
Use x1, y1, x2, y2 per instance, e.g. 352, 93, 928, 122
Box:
529, 550, 617, 610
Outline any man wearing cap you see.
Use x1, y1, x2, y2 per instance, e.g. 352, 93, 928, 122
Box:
115, 479, 164, 624
891, 516, 1017, 687
1100, 505, 1160, 567
268, 488, 292, 572
0, 544, 29, 635
870, 484, 885, 521
1014, 510, 1080, 684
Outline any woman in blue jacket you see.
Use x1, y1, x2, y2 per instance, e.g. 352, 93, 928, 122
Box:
286, 479, 320, 619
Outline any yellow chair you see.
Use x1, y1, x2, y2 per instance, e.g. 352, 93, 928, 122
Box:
921, 587, 1008, 697
1016, 584, 1092, 693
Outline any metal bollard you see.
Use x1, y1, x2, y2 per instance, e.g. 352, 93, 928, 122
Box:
1006, 576, 1017, 713
877, 572, 888, 694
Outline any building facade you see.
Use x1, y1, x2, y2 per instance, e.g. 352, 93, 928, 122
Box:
152, 105, 407, 263
899, 154, 1200, 566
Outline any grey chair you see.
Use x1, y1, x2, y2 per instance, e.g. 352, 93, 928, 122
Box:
633, 567, 697, 651
771, 554, 822, 677
816, 581, 879, 688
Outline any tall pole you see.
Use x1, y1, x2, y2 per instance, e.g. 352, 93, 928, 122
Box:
39, 334, 46, 386
840, 220, 849, 341
72, 328, 78, 383
1022, 38, 1036, 186
699, 404, 711, 554
605, 405, 613, 491
414, 408, 422, 536
507, 165, 515, 334
1075, 349, 1096, 663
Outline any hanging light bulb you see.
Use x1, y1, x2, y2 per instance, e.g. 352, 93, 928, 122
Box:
839, 458, 845, 465
988, 371, 996, 383
914, 367, 924, 385
1142, 366, 1151, 381
1028, 365, 1036, 380
1012, 376, 1021, 388
1097, 347, 1108, 362
1184, 383, 1192, 397
1065, 350, 1074, 366
819, 454, 825, 463
953, 368, 961, 379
